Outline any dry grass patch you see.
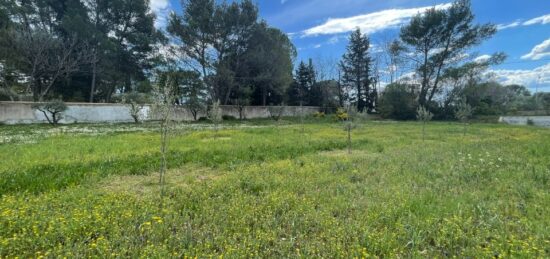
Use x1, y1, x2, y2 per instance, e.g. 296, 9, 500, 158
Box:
99, 165, 224, 196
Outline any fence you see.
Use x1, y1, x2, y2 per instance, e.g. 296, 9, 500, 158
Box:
0, 102, 320, 125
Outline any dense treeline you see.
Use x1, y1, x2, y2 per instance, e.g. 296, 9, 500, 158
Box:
0, 0, 548, 119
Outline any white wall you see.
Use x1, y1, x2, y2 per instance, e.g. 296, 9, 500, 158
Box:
0, 102, 320, 124
499, 116, 550, 127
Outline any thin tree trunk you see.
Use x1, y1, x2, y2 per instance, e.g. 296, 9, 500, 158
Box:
422, 122, 426, 142
347, 124, 352, 154
159, 123, 168, 198
89, 50, 97, 103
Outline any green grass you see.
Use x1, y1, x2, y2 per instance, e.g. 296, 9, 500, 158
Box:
1, 120, 549, 257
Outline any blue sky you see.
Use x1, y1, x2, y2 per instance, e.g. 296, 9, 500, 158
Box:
151, 0, 550, 92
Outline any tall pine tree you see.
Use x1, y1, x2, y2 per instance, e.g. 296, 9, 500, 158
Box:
340, 28, 376, 112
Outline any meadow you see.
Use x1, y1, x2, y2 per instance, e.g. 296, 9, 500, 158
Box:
0, 118, 549, 258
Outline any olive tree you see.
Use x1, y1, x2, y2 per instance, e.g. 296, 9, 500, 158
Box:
344, 104, 368, 154
122, 92, 149, 123
416, 106, 433, 141
152, 77, 177, 198
208, 100, 223, 134
455, 100, 473, 136
32, 100, 68, 126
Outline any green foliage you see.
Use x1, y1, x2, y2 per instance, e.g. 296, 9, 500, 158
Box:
455, 101, 473, 122
0, 0, 163, 102
379, 83, 417, 120
168, 1, 294, 106
416, 106, 433, 122
340, 28, 376, 112
31, 100, 68, 126
416, 106, 433, 141
335, 108, 349, 121
400, 0, 497, 105
2, 121, 549, 257
122, 92, 150, 123
208, 100, 223, 129
313, 111, 325, 118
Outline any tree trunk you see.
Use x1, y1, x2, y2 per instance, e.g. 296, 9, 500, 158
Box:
347, 124, 352, 154
89, 50, 97, 103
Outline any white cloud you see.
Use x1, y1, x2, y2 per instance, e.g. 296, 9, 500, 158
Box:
523, 14, 550, 26
521, 38, 550, 60
497, 21, 521, 30
313, 44, 322, 49
474, 54, 492, 63
497, 13, 550, 31
489, 63, 550, 87
301, 3, 452, 37
150, 0, 171, 28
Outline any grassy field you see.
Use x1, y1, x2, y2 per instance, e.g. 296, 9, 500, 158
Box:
1, 119, 549, 257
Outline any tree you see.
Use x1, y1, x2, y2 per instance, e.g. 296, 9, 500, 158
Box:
32, 100, 68, 126
0, 0, 163, 102
343, 104, 367, 154
416, 106, 433, 141
244, 22, 295, 106
180, 71, 207, 121
439, 53, 505, 117
340, 28, 376, 112
152, 75, 177, 199
455, 100, 472, 136
288, 60, 315, 106
379, 83, 418, 120
400, 0, 497, 106
208, 100, 223, 134
4, 27, 92, 101
122, 92, 149, 123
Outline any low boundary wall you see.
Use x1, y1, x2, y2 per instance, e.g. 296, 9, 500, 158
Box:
0, 102, 320, 124
499, 116, 550, 127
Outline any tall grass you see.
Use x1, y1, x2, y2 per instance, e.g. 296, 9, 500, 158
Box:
1, 121, 549, 257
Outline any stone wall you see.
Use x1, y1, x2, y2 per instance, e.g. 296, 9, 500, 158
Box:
499, 116, 550, 127
0, 102, 320, 124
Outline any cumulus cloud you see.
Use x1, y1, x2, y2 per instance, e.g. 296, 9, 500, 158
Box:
150, 0, 171, 28
521, 38, 550, 60
489, 63, 550, 87
301, 3, 451, 37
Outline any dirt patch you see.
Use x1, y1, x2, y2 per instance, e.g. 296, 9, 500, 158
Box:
99, 165, 224, 196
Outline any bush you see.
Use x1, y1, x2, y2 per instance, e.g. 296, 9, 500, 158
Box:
335, 108, 348, 121
313, 111, 325, 118
222, 115, 237, 121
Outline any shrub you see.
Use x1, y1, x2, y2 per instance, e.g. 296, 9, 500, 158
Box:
31, 100, 68, 126
335, 108, 349, 121
222, 115, 237, 121
313, 111, 325, 118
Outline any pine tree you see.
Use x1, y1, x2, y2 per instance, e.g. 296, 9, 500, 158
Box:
340, 28, 376, 112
